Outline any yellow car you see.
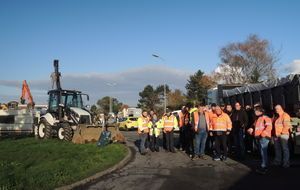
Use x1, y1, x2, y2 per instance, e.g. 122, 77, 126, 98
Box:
119, 117, 138, 131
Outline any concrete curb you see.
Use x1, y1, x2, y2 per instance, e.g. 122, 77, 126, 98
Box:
55, 144, 133, 190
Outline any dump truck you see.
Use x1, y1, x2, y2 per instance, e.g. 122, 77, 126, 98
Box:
211, 74, 300, 154
37, 60, 103, 144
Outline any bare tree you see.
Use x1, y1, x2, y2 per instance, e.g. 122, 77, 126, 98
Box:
215, 34, 279, 84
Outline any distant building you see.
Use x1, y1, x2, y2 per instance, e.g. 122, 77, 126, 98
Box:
119, 107, 142, 118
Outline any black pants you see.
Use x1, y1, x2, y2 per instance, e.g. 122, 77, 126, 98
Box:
185, 128, 194, 155
228, 132, 234, 154
214, 132, 228, 158
150, 135, 159, 152
145, 134, 150, 149
165, 131, 175, 152
163, 132, 166, 149
245, 133, 254, 153
233, 128, 246, 159
206, 135, 215, 153
177, 127, 186, 150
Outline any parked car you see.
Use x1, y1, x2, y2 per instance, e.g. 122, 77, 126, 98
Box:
119, 117, 138, 131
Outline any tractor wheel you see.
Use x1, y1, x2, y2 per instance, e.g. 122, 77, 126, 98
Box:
38, 119, 52, 139
57, 123, 73, 141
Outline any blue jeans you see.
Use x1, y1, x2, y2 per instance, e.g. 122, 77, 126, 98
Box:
274, 135, 290, 167
258, 138, 270, 168
139, 133, 148, 154
194, 128, 208, 156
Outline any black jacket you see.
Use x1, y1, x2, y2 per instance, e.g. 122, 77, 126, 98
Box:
232, 109, 248, 131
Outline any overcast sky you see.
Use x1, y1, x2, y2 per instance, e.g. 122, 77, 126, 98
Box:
0, 0, 299, 106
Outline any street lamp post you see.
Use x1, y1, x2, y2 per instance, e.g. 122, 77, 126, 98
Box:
106, 82, 117, 114
163, 83, 166, 113
152, 54, 167, 113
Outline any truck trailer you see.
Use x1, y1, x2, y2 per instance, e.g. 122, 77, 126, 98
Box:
212, 74, 300, 154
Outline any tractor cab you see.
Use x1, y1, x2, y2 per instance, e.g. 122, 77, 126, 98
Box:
47, 89, 91, 124
47, 90, 88, 112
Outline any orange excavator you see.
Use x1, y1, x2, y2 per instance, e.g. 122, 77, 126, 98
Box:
20, 80, 35, 109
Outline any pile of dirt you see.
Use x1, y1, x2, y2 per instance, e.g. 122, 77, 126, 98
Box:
72, 126, 125, 144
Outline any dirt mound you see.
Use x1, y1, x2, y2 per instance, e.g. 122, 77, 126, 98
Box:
72, 126, 125, 144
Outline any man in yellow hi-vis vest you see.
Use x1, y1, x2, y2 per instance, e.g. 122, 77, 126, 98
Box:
162, 108, 178, 153
137, 110, 152, 155
149, 110, 161, 152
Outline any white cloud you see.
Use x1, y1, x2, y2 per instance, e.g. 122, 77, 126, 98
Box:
0, 65, 192, 106
284, 59, 300, 74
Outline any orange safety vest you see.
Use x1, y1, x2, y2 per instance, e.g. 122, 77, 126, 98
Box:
193, 111, 210, 131
274, 112, 291, 137
163, 115, 176, 132
138, 116, 150, 134
209, 112, 232, 132
178, 111, 184, 128
254, 115, 272, 138
208, 111, 217, 121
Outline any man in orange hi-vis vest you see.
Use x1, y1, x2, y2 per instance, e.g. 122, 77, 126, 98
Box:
162, 108, 178, 153
247, 106, 272, 174
177, 106, 187, 151
273, 105, 291, 168
137, 111, 152, 155
192, 103, 210, 160
209, 106, 232, 161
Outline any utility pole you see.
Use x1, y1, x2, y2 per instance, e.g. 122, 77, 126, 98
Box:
152, 54, 167, 113
109, 97, 112, 114
106, 83, 117, 114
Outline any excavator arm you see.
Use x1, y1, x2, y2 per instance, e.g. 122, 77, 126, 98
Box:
20, 80, 34, 106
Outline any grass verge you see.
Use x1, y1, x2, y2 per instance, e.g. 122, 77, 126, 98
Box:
0, 138, 127, 190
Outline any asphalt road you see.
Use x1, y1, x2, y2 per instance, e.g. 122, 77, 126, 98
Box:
86, 131, 300, 190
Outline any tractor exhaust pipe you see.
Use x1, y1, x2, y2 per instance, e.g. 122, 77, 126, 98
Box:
53, 60, 62, 90
53, 60, 63, 121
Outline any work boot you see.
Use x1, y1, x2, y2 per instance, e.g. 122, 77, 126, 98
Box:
271, 161, 281, 167
221, 155, 227, 162
200, 155, 207, 160
256, 167, 268, 175
191, 154, 197, 160
283, 164, 290, 168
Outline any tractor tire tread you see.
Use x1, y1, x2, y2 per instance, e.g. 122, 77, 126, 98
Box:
39, 119, 52, 139
62, 123, 73, 141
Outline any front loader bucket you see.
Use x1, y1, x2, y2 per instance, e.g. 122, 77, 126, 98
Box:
72, 125, 102, 144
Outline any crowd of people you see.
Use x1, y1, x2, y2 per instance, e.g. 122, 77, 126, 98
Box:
137, 102, 292, 174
